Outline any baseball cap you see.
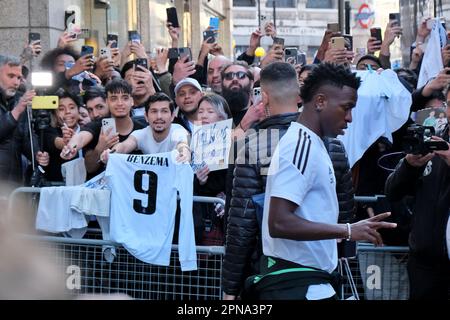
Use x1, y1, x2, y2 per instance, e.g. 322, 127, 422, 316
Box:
174, 78, 202, 95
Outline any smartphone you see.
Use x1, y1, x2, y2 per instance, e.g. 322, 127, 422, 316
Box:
166, 7, 180, 28
203, 30, 216, 44
102, 118, 117, 136
128, 31, 141, 43
327, 23, 340, 33
284, 47, 298, 65
99, 47, 112, 60
107, 34, 118, 48
135, 58, 148, 70
178, 47, 192, 62
81, 45, 94, 57
253, 87, 261, 98
209, 17, 220, 31
29, 32, 41, 44
168, 48, 179, 60
32, 96, 59, 110
370, 27, 382, 42
273, 37, 285, 47
343, 35, 353, 51
298, 52, 307, 66
64, 10, 76, 31
389, 13, 400, 26
330, 37, 345, 50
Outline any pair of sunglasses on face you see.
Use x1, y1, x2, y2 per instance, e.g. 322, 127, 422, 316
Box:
223, 71, 249, 81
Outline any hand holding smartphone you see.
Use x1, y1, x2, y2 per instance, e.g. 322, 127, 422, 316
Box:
179, 47, 192, 62
81, 45, 94, 57
203, 30, 216, 44
29, 32, 41, 44
135, 58, 149, 70
330, 37, 345, 50
102, 118, 117, 137
370, 27, 382, 42
128, 31, 141, 44
166, 7, 180, 28
107, 34, 118, 48
253, 87, 262, 105
389, 13, 401, 27
100, 47, 112, 60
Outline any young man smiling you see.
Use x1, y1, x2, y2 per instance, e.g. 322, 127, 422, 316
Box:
101, 92, 190, 163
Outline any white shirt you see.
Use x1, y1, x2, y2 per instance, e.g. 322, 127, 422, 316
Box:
131, 124, 189, 155
262, 122, 339, 300
337, 69, 412, 168
106, 152, 197, 271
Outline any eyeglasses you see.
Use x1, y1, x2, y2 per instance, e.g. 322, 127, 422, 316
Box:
223, 71, 249, 81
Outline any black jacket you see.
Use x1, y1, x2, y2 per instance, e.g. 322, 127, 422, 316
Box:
0, 89, 37, 185
222, 114, 355, 295
385, 156, 450, 262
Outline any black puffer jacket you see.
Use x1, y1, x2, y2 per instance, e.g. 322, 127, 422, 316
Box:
0, 89, 37, 185
385, 156, 450, 262
222, 114, 355, 296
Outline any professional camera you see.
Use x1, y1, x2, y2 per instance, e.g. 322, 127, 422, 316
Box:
402, 124, 449, 155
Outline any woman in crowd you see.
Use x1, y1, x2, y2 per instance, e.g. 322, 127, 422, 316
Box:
192, 93, 232, 246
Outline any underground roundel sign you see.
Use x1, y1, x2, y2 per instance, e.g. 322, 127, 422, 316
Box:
355, 3, 375, 29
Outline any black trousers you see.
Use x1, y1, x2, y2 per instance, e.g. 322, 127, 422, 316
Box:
407, 254, 450, 300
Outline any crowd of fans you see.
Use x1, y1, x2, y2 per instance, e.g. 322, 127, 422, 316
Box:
0, 15, 449, 300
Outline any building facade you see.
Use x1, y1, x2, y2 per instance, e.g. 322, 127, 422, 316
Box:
232, 0, 450, 67
0, 0, 233, 70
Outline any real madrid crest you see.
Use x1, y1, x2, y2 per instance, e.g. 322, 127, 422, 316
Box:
423, 160, 433, 177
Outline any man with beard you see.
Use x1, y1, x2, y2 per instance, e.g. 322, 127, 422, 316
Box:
207, 55, 231, 94
0, 55, 47, 190
174, 78, 204, 133
220, 62, 254, 127
100, 93, 190, 164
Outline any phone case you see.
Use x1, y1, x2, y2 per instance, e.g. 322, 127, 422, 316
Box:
179, 48, 192, 61
284, 48, 298, 65
100, 48, 112, 59
209, 17, 220, 31
203, 31, 216, 43
81, 46, 94, 57
129, 31, 141, 43
330, 37, 345, 50
32, 96, 59, 110
102, 118, 117, 135
166, 8, 180, 28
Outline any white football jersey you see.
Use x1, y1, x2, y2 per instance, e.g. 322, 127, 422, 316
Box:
106, 151, 197, 271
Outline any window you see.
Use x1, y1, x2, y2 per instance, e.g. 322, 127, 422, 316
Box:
233, 0, 256, 7
306, 0, 333, 9
265, 0, 296, 8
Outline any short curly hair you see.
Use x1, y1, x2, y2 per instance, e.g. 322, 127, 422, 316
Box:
300, 63, 361, 104
40, 47, 80, 71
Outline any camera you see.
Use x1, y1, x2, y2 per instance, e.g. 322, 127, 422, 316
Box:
402, 124, 449, 155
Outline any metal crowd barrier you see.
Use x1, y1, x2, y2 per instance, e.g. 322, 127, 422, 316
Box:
7, 188, 412, 300
340, 195, 409, 300
340, 244, 410, 300
7, 187, 226, 300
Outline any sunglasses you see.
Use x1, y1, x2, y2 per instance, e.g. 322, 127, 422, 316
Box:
223, 71, 249, 81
